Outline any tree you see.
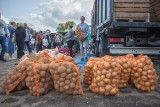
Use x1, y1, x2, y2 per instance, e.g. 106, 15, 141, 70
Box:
56, 21, 76, 32
29, 27, 36, 36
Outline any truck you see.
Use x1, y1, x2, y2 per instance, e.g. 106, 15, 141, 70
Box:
91, 0, 160, 56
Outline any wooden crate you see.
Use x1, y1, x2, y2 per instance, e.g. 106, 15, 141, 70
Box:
150, 0, 160, 22
114, 0, 150, 22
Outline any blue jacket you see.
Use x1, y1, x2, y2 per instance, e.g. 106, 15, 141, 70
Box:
7, 25, 16, 38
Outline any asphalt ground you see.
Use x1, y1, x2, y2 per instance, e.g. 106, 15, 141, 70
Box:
0, 55, 160, 107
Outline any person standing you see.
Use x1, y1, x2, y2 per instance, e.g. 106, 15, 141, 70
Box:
36, 31, 43, 53
77, 16, 90, 61
54, 34, 61, 48
15, 23, 26, 59
23, 23, 32, 54
6, 22, 17, 60
42, 36, 49, 50
46, 31, 52, 49
0, 13, 10, 62
64, 26, 75, 57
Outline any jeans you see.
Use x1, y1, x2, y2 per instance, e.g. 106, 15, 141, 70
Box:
67, 40, 74, 57
79, 39, 88, 59
36, 43, 42, 53
25, 41, 32, 53
0, 36, 6, 58
17, 41, 25, 59
47, 43, 51, 49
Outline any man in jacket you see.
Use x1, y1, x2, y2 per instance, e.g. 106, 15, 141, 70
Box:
77, 16, 90, 61
0, 13, 10, 62
15, 23, 26, 59
24, 23, 32, 54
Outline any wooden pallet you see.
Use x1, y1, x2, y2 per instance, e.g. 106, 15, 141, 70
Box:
114, 18, 148, 22
114, 0, 150, 22
150, 0, 160, 22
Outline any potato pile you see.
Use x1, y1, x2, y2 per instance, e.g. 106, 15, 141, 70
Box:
117, 56, 132, 88
38, 52, 53, 64
89, 56, 122, 96
131, 55, 158, 92
75, 27, 86, 41
56, 56, 77, 65
25, 62, 53, 96
2, 61, 28, 95
83, 58, 99, 85
49, 61, 83, 95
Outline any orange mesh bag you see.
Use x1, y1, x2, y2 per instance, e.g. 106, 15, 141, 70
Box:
83, 58, 99, 85
49, 59, 83, 95
89, 56, 122, 96
116, 56, 132, 88
38, 51, 54, 64
56, 56, 77, 65
25, 61, 53, 96
2, 60, 28, 95
75, 27, 86, 41
131, 55, 158, 92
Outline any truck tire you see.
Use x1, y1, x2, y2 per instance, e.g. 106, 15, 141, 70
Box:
95, 40, 99, 57
99, 37, 108, 56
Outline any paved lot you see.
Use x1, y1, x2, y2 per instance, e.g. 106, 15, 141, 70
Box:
0, 57, 160, 107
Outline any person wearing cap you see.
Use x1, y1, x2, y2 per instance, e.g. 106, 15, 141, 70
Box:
77, 16, 90, 61
0, 13, 10, 62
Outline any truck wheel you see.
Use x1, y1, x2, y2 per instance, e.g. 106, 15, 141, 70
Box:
95, 40, 99, 57
99, 37, 107, 56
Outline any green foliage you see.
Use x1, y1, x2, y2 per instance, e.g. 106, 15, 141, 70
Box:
56, 21, 76, 32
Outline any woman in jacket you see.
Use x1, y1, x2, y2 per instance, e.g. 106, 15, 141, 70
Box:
6, 22, 17, 60
64, 26, 75, 57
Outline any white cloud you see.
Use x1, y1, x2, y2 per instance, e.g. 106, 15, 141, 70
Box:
1, 15, 9, 24
5, 0, 94, 33
27, 0, 94, 32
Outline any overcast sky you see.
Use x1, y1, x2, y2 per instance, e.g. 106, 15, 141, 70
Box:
0, 0, 94, 32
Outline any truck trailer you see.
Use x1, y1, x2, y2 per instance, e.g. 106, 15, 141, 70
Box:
91, 0, 160, 56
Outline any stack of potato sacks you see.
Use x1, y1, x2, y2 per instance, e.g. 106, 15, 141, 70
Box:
25, 62, 53, 96
83, 58, 99, 85
89, 56, 122, 96
2, 60, 29, 95
25, 52, 53, 96
131, 55, 158, 92
117, 55, 134, 88
49, 56, 83, 95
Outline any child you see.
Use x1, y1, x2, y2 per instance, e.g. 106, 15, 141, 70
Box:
42, 36, 49, 49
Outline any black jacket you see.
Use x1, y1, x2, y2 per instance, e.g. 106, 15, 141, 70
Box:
46, 35, 53, 44
15, 27, 26, 42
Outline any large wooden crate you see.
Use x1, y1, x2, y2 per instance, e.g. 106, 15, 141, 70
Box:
114, 0, 150, 22
150, 0, 160, 22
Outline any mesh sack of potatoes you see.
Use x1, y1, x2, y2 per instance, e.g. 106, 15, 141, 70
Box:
116, 56, 132, 88
38, 51, 54, 64
89, 56, 122, 96
49, 60, 83, 95
56, 56, 77, 65
75, 27, 86, 41
131, 55, 158, 92
83, 58, 99, 85
25, 61, 53, 96
2, 60, 29, 95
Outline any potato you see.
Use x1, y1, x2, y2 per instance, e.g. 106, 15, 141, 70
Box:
40, 71, 46, 77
